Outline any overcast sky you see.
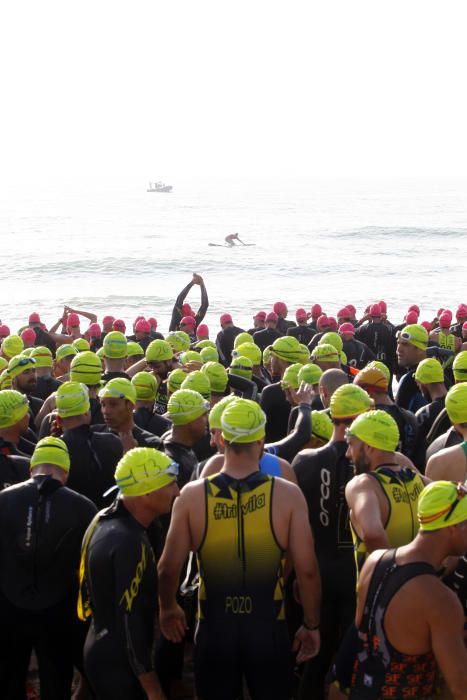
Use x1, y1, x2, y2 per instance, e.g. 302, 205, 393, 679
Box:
1, 0, 467, 178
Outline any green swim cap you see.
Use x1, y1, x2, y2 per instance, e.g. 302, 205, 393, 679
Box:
418, 481, 467, 531
30, 346, 53, 369
131, 371, 158, 401
56, 344, 78, 363
319, 332, 343, 352
167, 368, 188, 395
453, 351, 467, 382
179, 350, 202, 366
330, 384, 373, 420
311, 410, 333, 443
366, 360, 391, 383
181, 370, 211, 400
127, 341, 144, 358
8, 354, 36, 379
70, 351, 102, 386
445, 383, 467, 425
233, 343, 262, 366
146, 339, 173, 363
22, 348, 34, 357
298, 363, 323, 385
297, 344, 311, 364
30, 436, 70, 472
311, 343, 340, 364
96, 346, 105, 359
263, 346, 273, 365
340, 351, 347, 366
99, 378, 137, 405
347, 409, 399, 452
72, 338, 90, 353
221, 398, 266, 444
2, 335, 24, 359
195, 339, 217, 351
115, 447, 178, 496
234, 332, 254, 349
415, 358, 444, 385
270, 336, 302, 363
0, 390, 29, 428
166, 389, 210, 426
281, 363, 303, 390
201, 362, 228, 394
208, 395, 238, 430
200, 346, 219, 363
166, 332, 191, 354
397, 324, 429, 351
0, 370, 12, 390
103, 331, 127, 359
56, 381, 90, 418
229, 356, 253, 380
0, 357, 7, 373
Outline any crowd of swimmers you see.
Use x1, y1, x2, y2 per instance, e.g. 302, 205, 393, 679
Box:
1, 273, 467, 699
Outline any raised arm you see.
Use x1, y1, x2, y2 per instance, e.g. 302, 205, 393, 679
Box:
65, 305, 98, 324
169, 279, 195, 332
195, 276, 209, 325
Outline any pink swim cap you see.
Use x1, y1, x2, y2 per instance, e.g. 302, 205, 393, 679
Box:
273, 301, 287, 315
316, 315, 329, 331
113, 319, 126, 333
254, 311, 267, 321
266, 312, 278, 323
311, 304, 322, 317
295, 308, 307, 321
219, 313, 233, 326
135, 319, 151, 333
369, 304, 382, 318
405, 311, 419, 325
67, 313, 80, 328
339, 322, 355, 336
439, 312, 452, 329
88, 323, 102, 338
196, 324, 209, 337
28, 312, 41, 324
147, 317, 157, 329
0, 324, 11, 337
21, 328, 36, 343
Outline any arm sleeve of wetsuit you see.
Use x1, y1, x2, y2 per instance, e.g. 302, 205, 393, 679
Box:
227, 374, 258, 401
195, 282, 209, 325
113, 538, 155, 676
169, 281, 194, 332
267, 404, 311, 462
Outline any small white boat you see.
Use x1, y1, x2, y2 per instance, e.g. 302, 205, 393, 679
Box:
147, 181, 173, 193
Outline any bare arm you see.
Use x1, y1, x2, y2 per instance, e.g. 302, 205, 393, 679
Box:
346, 477, 390, 553
126, 358, 148, 377
137, 671, 166, 700
65, 306, 98, 324
429, 585, 467, 699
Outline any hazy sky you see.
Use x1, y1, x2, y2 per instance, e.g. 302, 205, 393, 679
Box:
2, 0, 467, 178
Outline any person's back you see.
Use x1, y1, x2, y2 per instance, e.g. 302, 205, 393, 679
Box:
260, 381, 291, 442
133, 405, 171, 437
0, 447, 30, 491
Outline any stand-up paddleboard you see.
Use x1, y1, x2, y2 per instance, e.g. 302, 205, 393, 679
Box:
208, 243, 255, 247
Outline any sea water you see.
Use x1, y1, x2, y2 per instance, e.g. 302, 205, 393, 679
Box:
0, 175, 466, 334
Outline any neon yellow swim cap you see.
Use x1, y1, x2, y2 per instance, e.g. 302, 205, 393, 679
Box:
194, 339, 217, 351
99, 378, 137, 405
103, 331, 127, 359
0, 370, 12, 390
229, 356, 253, 380
0, 390, 29, 428
366, 361, 391, 383
270, 336, 302, 363
115, 447, 178, 496
30, 346, 53, 369
56, 382, 90, 418
311, 410, 333, 443
2, 335, 24, 359
330, 384, 373, 420
397, 324, 429, 351
311, 343, 340, 364
418, 481, 467, 531
127, 341, 144, 358
415, 358, 444, 385
233, 342, 262, 366
453, 351, 467, 382
56, 344, 78, 363
179, 350, 202, 366
201, 362, 228, 394
8, 354, 36, 379
200, 346, 219, 363
166, 389, 210, 426
234, 332, 254, 349
298, 363, 323, 385
319, 332, 343, 352
281, 363, 303, 390
221, 398, 266, 444
263, 346, 273, 365
445, 383, 467, 425
167, 368, 188, 395
354, 366, 389, 393
181, 370, 211, 400
131, 371, 158, 401
347, 409, 399, 452
72, 338, 91, 353
208, 395, 238, 430
0, 357, 7, 373
166, 332, 191, 354
30, 437, 70, 472
297, 344, 311, 364
146, 339, 173, 363
70, 351, 103, 386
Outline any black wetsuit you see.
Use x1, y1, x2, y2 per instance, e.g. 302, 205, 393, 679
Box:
287, 324, 315, 346
92, 423, 163, 450
342, 338, 375, 369
34, 375, 61, 401
355, 322, 396, 372
292, 442, 356, 700
252, 327, 281, 352
0, 475, 96, 699
413, 397, 446, 471
375, 403, 418, 461
216, 325, 245, 366
426, 426, 462, 460
0, 439, 30, 491
277, 318, 296, 336
395, 368, 427, 413
82, 499, 158, 699
260, 381, 291, 443
101, 370, 130, 383
133, 406, 171, 437
169, 280, 209, 332
266, 403, 312, 463
31, 326, 56, 355
63, 424, 123, 508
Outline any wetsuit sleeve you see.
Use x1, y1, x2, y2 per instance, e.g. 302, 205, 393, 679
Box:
169, 281, 194, 332
266, 403, 311, 462
227, 374, 258, 401
112, 538, 155, 676
195, 282, 209, 325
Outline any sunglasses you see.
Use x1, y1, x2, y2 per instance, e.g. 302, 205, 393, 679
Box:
396, 330, 427, 346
